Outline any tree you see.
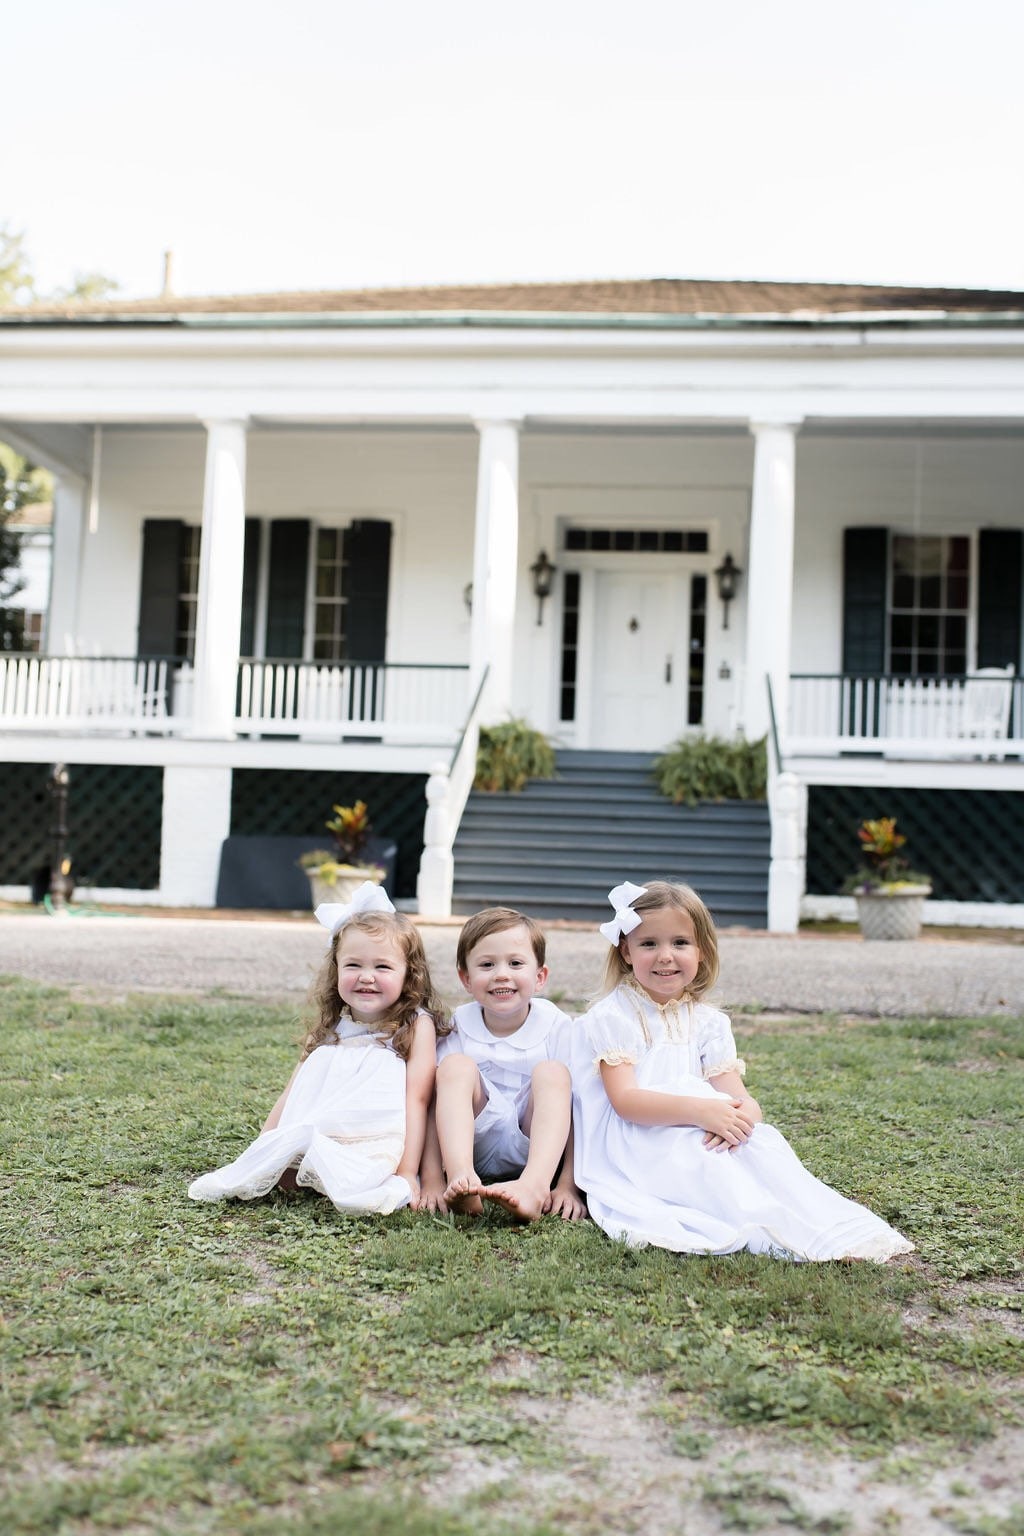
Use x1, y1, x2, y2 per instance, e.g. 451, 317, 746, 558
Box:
0, 223, 120, 308
0, 444, 51, 650
0, 226, 118, 646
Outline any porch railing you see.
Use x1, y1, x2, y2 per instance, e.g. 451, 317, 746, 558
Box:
0, 654, 469, 743
0, 654, 179, 734
786, 673, 1023, 758
234, 660, 469, 741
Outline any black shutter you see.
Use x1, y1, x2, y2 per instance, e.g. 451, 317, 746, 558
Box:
977, 529, 1023, 670
138, 519, 185, 656
265, 520, 309, 658
240, 518, 261, 657
344, 519, 391, 661
842, 527, 888, 674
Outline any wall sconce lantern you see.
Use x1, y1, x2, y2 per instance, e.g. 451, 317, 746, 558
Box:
530, 549, 556, 625
714, 552, 741, 629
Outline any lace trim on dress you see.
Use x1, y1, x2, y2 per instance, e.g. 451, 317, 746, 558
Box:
324, 1131, 402, 1145
623, 977, 694, 1044
593, 1049, 639, 1070
703, 1057, 747, 1080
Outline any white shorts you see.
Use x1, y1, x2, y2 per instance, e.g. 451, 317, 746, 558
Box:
473, 1077, 532, 1179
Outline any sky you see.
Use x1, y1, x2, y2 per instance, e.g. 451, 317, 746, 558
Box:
5, 0, 1023, 301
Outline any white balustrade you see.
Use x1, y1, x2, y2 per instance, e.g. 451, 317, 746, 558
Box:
786, 674, 1021, 758
0, 654, 175, 734
234, 661, 469, 742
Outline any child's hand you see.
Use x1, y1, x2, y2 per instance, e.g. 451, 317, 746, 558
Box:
401, 1171, 422, 1206
545, 1184, 588, 1222
417, 1183, 449, 1215
696, 1097, 755, 1148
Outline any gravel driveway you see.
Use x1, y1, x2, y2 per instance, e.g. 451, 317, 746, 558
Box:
2, 911, 1022, 1017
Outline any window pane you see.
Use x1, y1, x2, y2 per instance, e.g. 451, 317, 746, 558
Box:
890, 615, 913, 649
918, 574, 941, 609
918, 615, 940, 650
891, 573, 915, 608
945, 615, 967, 653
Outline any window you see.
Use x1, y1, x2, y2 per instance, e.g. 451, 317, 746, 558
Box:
21, 611, 44, 651
559, 571, 581, 722
312, 527, 349, 661
889, 535, 969, 677
687, 575, 707, 725
564, 527, 708, 553
175, 526, 201, 660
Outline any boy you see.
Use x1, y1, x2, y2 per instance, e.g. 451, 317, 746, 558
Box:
422, 907, 585, 1222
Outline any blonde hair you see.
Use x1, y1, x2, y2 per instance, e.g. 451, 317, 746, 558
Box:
303, 911, 450, 1060
597, 879, 719, 1001
456, 907, 546, 971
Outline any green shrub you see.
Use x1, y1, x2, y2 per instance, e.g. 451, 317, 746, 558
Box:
473, 717, 556, 793
652, 734, 767, 806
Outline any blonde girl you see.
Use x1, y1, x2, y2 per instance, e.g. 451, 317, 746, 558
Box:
189, 884, 449, 1214
569, 879, 914, 1261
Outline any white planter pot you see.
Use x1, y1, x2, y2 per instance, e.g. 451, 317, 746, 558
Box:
307, 867, 385, 909
855, 886, 932, 942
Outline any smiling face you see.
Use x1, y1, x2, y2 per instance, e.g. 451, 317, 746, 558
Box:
458, 921, 549, 1036
619, 905, 701, 1005
335, 926, 408, 1025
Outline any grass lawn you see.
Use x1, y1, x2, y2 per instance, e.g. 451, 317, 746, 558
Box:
1, 977, 1022, 1536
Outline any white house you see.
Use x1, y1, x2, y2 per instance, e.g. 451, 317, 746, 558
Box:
1, 277, 1022, 925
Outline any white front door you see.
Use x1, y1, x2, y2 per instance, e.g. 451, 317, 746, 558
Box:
589, 570, 689, 750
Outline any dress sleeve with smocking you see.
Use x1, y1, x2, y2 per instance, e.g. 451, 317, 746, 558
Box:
582, 991, 645, 1069
697, 1004, 746, 1081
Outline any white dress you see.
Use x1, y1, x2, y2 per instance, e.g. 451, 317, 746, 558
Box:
570, 982, 914, 1262
188, 1014, 411, 1214
437, 998, 572, 1178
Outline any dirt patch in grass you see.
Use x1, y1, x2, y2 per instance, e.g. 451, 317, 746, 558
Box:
421, 1382, 1024, 1535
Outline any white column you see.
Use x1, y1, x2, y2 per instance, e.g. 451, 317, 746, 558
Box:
190, 419, 248, 739
470, 418, 521, 722
47, 474, 86, 653
160, 765, 233, 906
741, 418, 802, 741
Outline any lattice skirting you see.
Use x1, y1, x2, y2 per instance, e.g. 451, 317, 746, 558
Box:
1, 764, 428, 900
806, 785, 1024, 903
230, 769, 428, 899
0, 762, 163, 890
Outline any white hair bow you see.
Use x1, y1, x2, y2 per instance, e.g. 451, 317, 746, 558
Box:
599, 881, 648, 945
315, 881, 396, 940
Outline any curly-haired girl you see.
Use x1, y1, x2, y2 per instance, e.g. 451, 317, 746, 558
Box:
189, 884, 449, 1213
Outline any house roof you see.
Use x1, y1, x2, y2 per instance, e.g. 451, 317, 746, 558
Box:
3, 277, 1024, 324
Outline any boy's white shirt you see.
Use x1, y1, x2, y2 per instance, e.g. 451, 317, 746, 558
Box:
437, 997, 573, 1097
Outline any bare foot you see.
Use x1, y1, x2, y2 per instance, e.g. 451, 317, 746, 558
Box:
479, 1178, 549, 1223
444, 1172, 484, 1216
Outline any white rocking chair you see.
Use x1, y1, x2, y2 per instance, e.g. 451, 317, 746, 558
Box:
961, 665, 1014, 758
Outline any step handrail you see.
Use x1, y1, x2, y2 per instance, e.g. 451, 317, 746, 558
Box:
765, 672, 784, 777
416, 667, 489, 917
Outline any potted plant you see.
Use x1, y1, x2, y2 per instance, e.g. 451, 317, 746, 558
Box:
842, 816, 933, 941
473, 717, 556, 793
298, 800, 387, 907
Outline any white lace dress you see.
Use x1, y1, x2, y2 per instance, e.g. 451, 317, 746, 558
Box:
570, 982, 914, 1262
188, 1014, 411, 1214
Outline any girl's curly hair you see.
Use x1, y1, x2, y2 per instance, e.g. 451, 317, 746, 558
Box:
302, 911, 451, 1060
596, 879, 720, 1001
